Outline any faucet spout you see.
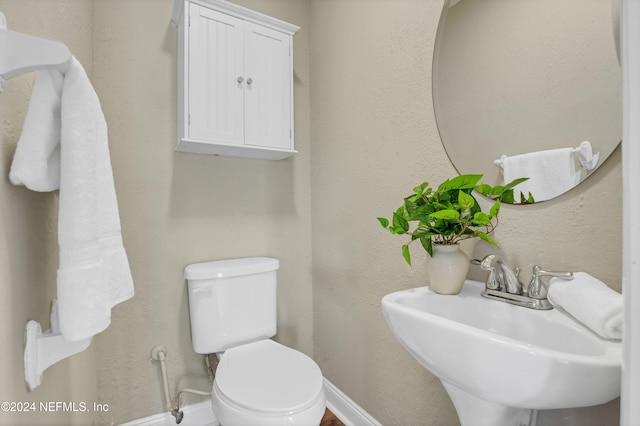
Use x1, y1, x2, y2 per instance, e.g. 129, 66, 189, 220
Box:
479, 254, 523, 294
496, 259, 523, 294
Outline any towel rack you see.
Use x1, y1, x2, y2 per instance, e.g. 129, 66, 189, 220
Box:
24, 303, 92, 391
0, 11, 72, 92
0, 12, 89, 391
572, 141, 600, 170
494, 141, 600, 171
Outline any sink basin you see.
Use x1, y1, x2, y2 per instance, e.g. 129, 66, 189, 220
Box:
382, 280, 621, 426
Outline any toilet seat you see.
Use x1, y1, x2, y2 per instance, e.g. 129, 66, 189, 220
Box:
214, 339, 324, 415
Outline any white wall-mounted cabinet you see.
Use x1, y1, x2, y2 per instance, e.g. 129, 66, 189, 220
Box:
172, 0, 299, 160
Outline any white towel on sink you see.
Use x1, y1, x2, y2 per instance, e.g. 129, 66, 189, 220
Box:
9, 57, 134, 342
547, 272, 622, 340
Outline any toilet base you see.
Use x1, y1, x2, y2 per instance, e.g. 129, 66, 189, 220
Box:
212, 384, 326, 426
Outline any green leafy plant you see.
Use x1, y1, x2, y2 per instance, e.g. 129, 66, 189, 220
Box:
377, 174, 530, 265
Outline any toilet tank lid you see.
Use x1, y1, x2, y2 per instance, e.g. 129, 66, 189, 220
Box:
184, 257, 279, 280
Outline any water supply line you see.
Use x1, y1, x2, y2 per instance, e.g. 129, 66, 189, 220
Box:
151, 345, 212, 424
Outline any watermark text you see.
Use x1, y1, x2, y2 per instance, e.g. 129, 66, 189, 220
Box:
1, 401, 109, 413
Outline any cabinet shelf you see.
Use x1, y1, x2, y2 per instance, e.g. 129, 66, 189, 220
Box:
176, 137, 298, 160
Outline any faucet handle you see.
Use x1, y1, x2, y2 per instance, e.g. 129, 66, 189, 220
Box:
527, 265, 574, 299
477, 254, 501, 290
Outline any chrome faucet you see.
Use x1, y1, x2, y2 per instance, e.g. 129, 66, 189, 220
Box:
476, 254, 573, 310
479, 254, 524, 295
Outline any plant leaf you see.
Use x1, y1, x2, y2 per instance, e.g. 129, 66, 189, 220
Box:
392, 211, 410, 234
406, 194, 421, 203
458, 190, 475, 211
413, 182, 428, 197
411, 225, 433, 241
503, 177, 529, 191
429, 209, 460, 220
474, 231, 499, 248
489, 200, 501, 217
410, 204, 436, 220
377, 217, 390, 228
519, 192, 536, 204
472, 212, 490, 225
404, 196, 421, 215
475, 183, 494, 196
420, 236, 433, 257
402, 244, 411, 265
500, 189, 515, 204
439, 174, 483, 191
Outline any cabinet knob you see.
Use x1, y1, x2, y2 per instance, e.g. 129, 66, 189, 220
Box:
246, 78, 253, 85
237, 76, 244, 83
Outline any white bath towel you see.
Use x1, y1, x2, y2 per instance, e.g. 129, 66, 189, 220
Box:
501, 148, 581, 201
9, 57, 134, 342
9, 70, 63, 191
547, 272, 622, 340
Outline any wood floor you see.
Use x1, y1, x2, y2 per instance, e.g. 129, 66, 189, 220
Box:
320, 408, 345, 426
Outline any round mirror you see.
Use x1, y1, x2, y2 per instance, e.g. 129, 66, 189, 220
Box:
433, 0, 621, 203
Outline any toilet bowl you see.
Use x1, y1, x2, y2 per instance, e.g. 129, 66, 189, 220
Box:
185, 257, 326, 426
212, 340, 325, 426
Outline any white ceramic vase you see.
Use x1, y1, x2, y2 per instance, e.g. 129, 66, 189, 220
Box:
427, 243, 469, 295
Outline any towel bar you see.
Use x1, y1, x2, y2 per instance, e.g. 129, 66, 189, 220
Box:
24, 302, 92, 391
572, 140, 600, 170
1, 11, 98, 391
494, 141, 600, 171
0, 11, 72, 92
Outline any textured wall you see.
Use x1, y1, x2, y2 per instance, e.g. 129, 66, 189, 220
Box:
309, 0, 622, 425
0, 1, 98, 425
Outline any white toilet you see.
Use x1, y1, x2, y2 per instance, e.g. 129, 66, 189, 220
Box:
185, 257, 326, 426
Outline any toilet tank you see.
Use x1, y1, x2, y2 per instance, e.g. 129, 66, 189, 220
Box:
185, 257, 279, 354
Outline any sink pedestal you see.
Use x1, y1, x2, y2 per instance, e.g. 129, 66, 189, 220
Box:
442, 382, 535, 426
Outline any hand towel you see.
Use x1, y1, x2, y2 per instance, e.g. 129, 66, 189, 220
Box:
9, 57, 134, 342
501, 148, 581, 201
547, 272, 622, 340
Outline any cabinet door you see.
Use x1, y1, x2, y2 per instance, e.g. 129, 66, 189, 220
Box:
243, 22, 292, 150
188, 4, 244, 145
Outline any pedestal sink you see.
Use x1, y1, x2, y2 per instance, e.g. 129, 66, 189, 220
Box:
381, 280, 621, 426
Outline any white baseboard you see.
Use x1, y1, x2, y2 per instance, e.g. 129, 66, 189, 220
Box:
118, 400, 217, 426
323, 378, 383, 426
120, 378, 381, 426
